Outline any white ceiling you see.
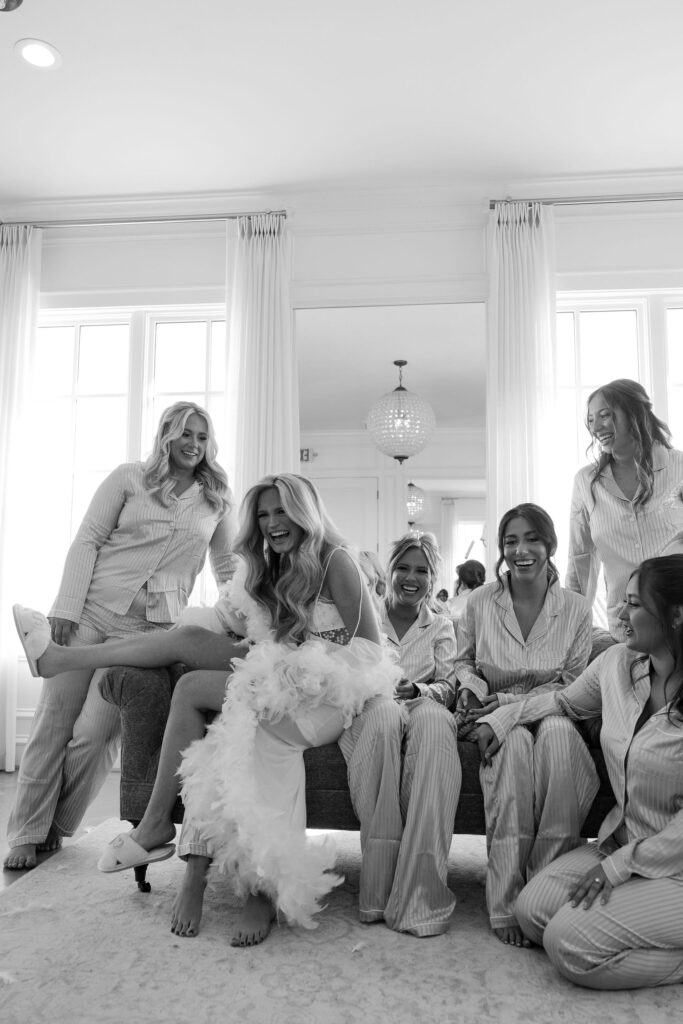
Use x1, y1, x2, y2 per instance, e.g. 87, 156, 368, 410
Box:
2, 0, 683, 207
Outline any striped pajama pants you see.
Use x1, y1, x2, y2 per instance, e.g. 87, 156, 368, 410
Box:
8, 596, 164, 848
338, 695, 461, 936
516, 844, 683, 989
480, 715, 599, 930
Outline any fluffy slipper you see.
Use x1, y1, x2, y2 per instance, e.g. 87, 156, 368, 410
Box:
98, 833, 175, 873
12, 605, 51, 678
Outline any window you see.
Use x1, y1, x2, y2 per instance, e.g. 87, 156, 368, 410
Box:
26, 306, 228, 612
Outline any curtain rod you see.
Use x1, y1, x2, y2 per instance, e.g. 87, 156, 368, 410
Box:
0, 209, 288, 229
489, 192, 683, 209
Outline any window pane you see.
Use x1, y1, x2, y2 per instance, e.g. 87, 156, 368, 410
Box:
33, 326, 75, 397
78, 324, 129, 394
210, 320, 226, 389
579, 310, 639, 384
154, 321, 207, 392
74, 396, 127, 471
667, 309, 683, 382
668, 384, 683, 448
556, 312, 576, 385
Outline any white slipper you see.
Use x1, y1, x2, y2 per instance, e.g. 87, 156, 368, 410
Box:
97, 832, 175, 873
12, 605, 51, 678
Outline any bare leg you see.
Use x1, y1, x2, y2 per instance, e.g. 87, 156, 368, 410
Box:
231, 892, 276, 947
128, 670, 230, 853
36, 626, 246, 679
171, 854, 211, 937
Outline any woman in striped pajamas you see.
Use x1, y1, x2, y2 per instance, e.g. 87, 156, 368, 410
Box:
455, 503, 597, 948
5, 402, 236, 871
339, 532, 460, 936
566, 379, 683, 641
480, 555, 683, 990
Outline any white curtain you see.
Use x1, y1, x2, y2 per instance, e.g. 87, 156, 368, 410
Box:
485, 202, 557, 575
225, 213, 299, 502
0, 226, 42, 770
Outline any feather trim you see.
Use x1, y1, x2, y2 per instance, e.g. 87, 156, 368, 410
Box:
180, 634, 400, 929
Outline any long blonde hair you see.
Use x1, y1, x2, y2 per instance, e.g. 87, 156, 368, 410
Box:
142, 401, 230, 514
235, 473, 347, 643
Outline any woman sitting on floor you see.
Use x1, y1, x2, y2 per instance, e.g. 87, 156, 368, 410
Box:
478, 555, 683, 991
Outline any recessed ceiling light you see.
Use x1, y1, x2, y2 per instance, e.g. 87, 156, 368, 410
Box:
15, 38, 62, 69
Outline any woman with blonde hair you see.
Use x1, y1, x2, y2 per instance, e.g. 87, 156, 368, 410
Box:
5, 401, 237, 871
339, 531, 460, 936
14, 474, 398, 946
566, 379, 683, 640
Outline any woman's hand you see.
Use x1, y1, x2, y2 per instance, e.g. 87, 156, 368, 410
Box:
48, 617, 76, 646
465, 692, 500, 722
568, 863, 613, 910
455, 688, 483, 716
395, 677, 418, 700
475, 723, 500, 766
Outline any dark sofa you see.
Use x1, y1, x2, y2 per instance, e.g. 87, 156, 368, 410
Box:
98, 662, 615, 889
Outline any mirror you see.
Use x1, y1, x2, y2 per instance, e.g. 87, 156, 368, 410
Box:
296, 302, 486, 589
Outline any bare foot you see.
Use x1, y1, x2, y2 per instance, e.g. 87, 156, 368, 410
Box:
3, 844, 37, 870
493, 925, 532, 948
230, 893, 276, 947
171, 865, 207, 937
37, 827, 63, 854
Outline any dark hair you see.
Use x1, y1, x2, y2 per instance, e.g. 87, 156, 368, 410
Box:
629, 555, 683, 721
586, 379, 672, 506
495, 503, 559, 590
455, 559, 486, 594
436, 588, 449, 602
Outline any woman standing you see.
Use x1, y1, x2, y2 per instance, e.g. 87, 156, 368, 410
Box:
339, 532, 460, 936
484, 556, 683, 990
566, 379, 683, 640
456, 504, 596, 947
5, 402, 236, 871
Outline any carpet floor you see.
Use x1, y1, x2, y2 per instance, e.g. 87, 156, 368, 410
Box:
0, 819, 678, 1024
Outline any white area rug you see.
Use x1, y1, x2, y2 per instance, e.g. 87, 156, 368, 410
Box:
0, 819, 677, 1024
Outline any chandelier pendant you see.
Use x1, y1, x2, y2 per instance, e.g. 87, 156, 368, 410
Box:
366, 360, 436, 464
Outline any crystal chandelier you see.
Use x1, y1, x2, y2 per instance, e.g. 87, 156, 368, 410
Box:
406, 482, 426, 523
366, 360, 436, 463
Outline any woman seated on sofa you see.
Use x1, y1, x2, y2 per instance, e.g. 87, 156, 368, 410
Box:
478, 555, 683, 991
14, 473, 399, 946
339, 531, 460, 936
455, 503, 597, 948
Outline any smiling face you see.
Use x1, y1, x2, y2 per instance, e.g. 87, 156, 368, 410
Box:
168, 413, 208, 475
390, 546, 431, 609
257, 486, 305, 555
502, 515, 549, 584
618, 573, 668, 657
587, 392, 636, 458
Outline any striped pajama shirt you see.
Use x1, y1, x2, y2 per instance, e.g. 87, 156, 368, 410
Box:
499, 645, 683, 989
9, 463, 235, 849
338, 603, 460, 936
455, 578, 597, 930
566, 445, 683, 640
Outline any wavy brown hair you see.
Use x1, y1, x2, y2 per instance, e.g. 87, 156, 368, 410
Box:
586, 379, 672, 506
628, 556, 683, 722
